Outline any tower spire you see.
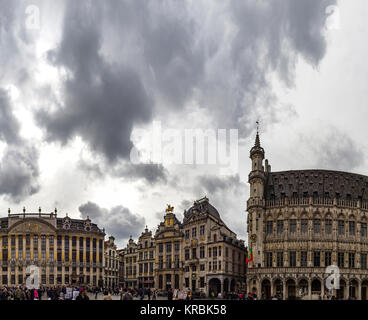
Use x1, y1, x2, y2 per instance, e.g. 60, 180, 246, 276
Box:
255, 120, 260, 147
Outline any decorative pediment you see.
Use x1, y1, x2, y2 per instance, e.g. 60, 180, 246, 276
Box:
62, 216, 72, 230
84, 218, 92, 232
9, 219, 56, 234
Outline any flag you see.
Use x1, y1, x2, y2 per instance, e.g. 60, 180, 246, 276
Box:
246, 248, 253, 264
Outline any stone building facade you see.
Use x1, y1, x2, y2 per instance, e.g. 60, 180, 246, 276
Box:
104, 236, 120, 288
137, 227, 155, 288
246, 132, 368, 300
182, 198, 246, 295
154, 207, 184, 292
121, 199, 247, 296
124, 236, 138, 288
0, 209, 105, 287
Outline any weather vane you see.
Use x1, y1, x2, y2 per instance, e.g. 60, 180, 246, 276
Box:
256, 120, 260, 134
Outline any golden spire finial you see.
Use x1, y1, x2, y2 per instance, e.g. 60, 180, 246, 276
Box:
166, 204, 174, 213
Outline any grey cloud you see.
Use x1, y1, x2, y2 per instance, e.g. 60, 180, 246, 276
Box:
35, 0, 335, 164
37, 1, 152, 164
114, 163, 168, 185
79, 201, 145, 243
0, 90, 21, 144
196, 174, 246, 195
300, 129, 365, 171
77, 157, 168, 185
0, 89, 40, 202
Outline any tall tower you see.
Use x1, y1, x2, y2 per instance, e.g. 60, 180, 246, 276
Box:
247, 128, 266, 271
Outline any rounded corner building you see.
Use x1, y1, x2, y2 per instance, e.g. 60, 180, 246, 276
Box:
246, 132, 368, 300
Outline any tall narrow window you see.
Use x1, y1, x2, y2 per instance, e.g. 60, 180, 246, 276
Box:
325, 220, 332, 235
266, 221, 273, 235
338, 220, 345, 235
266, 252, 273, 267
325, 252, 332, 266
301, 219, 308, 233
313, 219, 321, 234
349, 221, 355, 236
289, 251, 296, 267
277, 252, 283, 267
361, 254, 367, 269
313, 251, 320, 267
277, 220, 284, 234
361, 223, 367, 237
349, 253, 355, 268
289, 220, 296, 234
338, 252, 344, 268
301, 251, 307, 267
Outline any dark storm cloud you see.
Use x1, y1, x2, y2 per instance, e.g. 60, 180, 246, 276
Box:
114, 163, 168, 185
37, 1, 152, 164
77, 158, 168, 185
34, 0, 335, 183
79, 201, 145, 242
0, 89, 40, 202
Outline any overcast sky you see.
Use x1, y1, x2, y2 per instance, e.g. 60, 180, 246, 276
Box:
0, 0, 367, 247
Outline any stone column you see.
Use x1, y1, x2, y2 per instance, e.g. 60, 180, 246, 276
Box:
46, 235, 49, 286
89, 239, 93, 285
270, 281, 274, 297
15, 235, 19, 285
23, 236, 26, 283
257, 279, 262, 298
96, 238, 99, 286
344, 282, 348, 300
83, 237, 87, 284
61, 235, 65, 285
358, 281, 362, 300
69, 236, 72, 284
7, 235, 11, 286
308, 279, 312, 300
282, 279, 286, 300
30, 235, 34, 261
321, 277, 325, 300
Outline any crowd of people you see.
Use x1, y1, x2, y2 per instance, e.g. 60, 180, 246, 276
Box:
0, 286, 90, 300
6, 286, 351, 300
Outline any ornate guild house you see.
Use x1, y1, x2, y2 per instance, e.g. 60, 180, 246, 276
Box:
0, 208, 105, 287
121, 198, 247, 295
246, 132, 368, 300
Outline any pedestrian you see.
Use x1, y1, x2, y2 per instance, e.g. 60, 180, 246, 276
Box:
76, 290, 90, 301
34, 288, 39, 300
168, 288, 173, 300
122, 288, 133, 300
103, 291, 113, 300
